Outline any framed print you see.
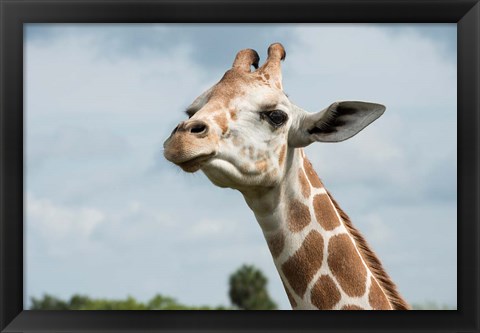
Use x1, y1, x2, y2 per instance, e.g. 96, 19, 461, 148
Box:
1, 0, 479, 332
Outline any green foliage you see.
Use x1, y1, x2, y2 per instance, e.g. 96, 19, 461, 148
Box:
30, 293, 228, 310
228, 264, 277, 310
146, 294, 228, 310
30, 294, 70, 310
30, 264, 277, 310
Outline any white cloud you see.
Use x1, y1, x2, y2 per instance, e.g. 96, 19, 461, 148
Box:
26, 35, 198, 115
26, 193, 105, 258
284, 25, 456, 111
186, 218, 241, 240
26, 126, 130, 171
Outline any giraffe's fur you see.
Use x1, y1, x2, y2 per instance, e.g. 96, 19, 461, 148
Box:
281, 230, 325, 298
311, 275, 341, 309
163, 43, 409, 310
328, 233, 368, 297
326, 190, 411, 310
258, 150, 395, 309
266, 231, 285, 258
313, 194, 341, 231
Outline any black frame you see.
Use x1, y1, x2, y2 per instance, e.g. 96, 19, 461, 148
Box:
1, 0, 478, 332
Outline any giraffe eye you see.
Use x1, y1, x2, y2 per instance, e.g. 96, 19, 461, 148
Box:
263, 110, 288, 127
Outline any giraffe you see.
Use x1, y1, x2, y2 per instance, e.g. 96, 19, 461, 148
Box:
163, 43, 410, 310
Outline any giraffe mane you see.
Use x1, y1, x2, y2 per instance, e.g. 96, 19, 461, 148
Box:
326, 190, 411, 310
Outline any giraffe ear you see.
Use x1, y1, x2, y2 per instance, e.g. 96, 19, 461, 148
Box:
289, 101, 386, 147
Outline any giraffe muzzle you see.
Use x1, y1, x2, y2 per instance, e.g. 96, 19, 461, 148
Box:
163, 120, 216, 172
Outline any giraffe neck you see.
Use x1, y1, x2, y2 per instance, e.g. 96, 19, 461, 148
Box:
241, 148, 406, 310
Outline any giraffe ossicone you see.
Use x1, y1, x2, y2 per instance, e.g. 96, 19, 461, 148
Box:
164, 43, 409, 310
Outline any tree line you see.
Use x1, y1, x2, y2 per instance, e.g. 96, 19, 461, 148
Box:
31, 264, 277, 310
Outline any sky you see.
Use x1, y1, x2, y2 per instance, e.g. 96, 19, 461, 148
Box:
24, 23, 457, 310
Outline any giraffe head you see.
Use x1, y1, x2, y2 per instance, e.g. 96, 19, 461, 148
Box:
164, 43, 385, 191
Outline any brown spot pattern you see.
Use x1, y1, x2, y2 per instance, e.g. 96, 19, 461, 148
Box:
326, 190, 410, 310
266, 232, 285, 258
313, 194, 340, 230
298, 169, 311, 199
255, 159, 268, 172
210, 70, 246, 108
229, 109, 237, 121
342, 304, 365, 310
214, 113, 228, 134
287, 199, 311, 232
282, 282, 297, 308
310, 275, 341, 309
369, 276, 391, 310
328, 234, 367, 297
303, 158, 323, 188
281, 230, 324, 298
278, 144, 286, 167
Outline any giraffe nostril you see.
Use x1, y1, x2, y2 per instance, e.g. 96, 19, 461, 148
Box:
187, 121, 209, 135
191, 124, 206, 133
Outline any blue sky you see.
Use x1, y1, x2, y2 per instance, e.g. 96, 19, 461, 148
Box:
24, 24, 457, 310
